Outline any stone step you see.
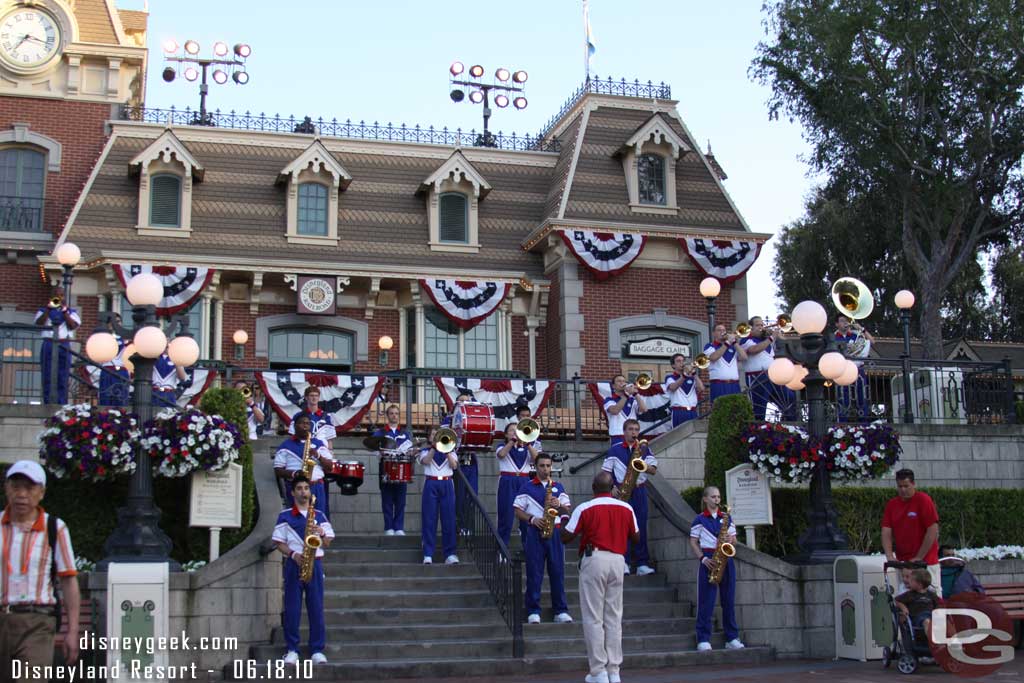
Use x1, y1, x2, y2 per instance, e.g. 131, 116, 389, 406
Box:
232, 645, 774, 680
320, 599, 691, 625
321, 571, 665, 592
320, 585, 677, 609
322, 546, 579, 564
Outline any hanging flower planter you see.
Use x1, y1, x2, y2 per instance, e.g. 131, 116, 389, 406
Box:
38, 404, 139, 481
142, 407, 243, 478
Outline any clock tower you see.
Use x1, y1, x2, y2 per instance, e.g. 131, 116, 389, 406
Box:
0, 0, 146, 321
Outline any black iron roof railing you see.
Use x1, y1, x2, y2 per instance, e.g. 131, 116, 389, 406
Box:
538, 76, 673, 138
118, 105, 561, 153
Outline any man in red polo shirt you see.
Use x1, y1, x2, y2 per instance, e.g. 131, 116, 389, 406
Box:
562, 471, 639, 683
882, 468, 941, 596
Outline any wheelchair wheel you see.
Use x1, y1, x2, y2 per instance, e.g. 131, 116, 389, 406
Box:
881, 646, 892, 668
897, 654, 918, 674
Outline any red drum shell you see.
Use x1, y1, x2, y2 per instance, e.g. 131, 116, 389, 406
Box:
382, 459, 413, 484
332, 460, 365, 495
452, 402, 495, 449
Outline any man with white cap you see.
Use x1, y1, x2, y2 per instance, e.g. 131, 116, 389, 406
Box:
1, 460, 80, 678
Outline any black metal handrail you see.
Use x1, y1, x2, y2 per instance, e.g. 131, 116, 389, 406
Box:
538, 76, 673, 138
454, 467, 524, 657
119, 106, 560, 153
0, 195, 43, 232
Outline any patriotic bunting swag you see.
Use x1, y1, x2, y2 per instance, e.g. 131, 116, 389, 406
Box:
256, 371, 382, 432
560, 230, 646, 280
588, 381, 672, 438
81, 365, 218, 407
434, 377, 555, 435
113, 264, 215, 316
419, 279, 510, 330
679, 238, 762, 284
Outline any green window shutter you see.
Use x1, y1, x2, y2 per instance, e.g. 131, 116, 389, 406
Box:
439, 193, 468, 243
150, 175, 181, 227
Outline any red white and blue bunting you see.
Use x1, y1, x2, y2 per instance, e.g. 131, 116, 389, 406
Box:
679, 238, 762, 284
434, 377, 555, 435
560, 230, 646, 280
419, 279, 510, 331
588, 381, 673, 438
255, 371, 383, 433
178, 367, 218, 407
113, 265, 215, 316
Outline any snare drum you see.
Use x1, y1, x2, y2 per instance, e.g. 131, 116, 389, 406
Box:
330, 460, 365, 495
452, 402, 495, 450
381, 449, 413, 484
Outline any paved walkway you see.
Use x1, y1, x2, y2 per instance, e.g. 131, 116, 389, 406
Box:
371, 657, 1023, 683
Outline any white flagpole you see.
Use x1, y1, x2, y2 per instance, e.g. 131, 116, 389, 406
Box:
583, 0, 591, 82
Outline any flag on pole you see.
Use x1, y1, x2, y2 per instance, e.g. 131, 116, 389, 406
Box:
584, 0, 596, 78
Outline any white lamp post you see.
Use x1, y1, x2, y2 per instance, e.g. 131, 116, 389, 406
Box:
894, 290, 916, 423
699, 277, 721, 343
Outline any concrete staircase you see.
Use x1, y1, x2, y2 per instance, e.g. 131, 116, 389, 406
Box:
234, 534, 773, 680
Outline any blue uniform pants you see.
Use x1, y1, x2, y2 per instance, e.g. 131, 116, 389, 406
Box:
455, 459, 478, 532
671, 408, 697, 427
524, 525, 568, 616
152, 387, 177, 410
380, 482, 407, 531
747, 372, 797, 421
285, 480, 329, 520
421, 478, 456, 558
40, 339, 71, 404
709, 381, 740, 403
627, 485, 650, 567
99, 367, 130, 407
696, 551, 739, 643
282, 557, 325, 654
496, 475, 529, 548
838, 368, 868, 422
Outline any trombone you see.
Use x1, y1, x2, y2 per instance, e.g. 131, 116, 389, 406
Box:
515, 418, 540, 443
433, 427, 459, 454
693, 354, 711, 370
633, 373, 653, 391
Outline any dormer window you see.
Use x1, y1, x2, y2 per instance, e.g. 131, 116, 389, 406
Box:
297, 182, 329, 236
439, 192, 469, 243
149, 174, 182, 227
420, 151, 490, 254
129, 130, 203, 237
637, 154, 666, 206
279, 140, 351, 246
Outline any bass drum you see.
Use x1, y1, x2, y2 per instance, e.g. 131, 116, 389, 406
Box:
452, 401, 495, 450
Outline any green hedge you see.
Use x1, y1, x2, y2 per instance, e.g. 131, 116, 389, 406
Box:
682, 485, 1023, 559
1, 389, 257, 563
703, 394, 753, 492
1016, 400, 1023, 424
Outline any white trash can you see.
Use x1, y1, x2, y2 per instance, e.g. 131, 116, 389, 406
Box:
834, 554, 894, 661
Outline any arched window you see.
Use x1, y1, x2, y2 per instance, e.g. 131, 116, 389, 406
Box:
297, 182, 329, 236
637, 154, 666, 205
149, 174, 182, 227
0, 148, 45, 231
438, 192, 468, 243
269, 327, 353, 370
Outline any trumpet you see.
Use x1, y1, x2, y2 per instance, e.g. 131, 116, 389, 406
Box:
241, 385, 253, 399
48, 296, 63, 308
515, 417, 540, 443
633, 373, 653, 391
434, 427, 459, 454
693, 354, 711, 370
735, 323, 752, 338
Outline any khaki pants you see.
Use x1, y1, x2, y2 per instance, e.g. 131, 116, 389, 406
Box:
0, 612, 56, 681
579, 549, 625, 678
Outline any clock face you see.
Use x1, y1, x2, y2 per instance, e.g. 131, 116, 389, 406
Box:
0, 7, 62, 70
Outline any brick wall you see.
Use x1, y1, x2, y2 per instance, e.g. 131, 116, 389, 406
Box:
1, 263, 52, 313
510, 315, 529, 375
545, 274, 562, 378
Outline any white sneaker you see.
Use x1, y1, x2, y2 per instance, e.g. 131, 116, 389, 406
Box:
385, 529, 395, 536
554, 612, 573, 623
585, 673, 609, 683
608, 674, 621, 683
310, 652, 328, 664
282, 651, 299, 664
395, 530, 405, 536
623, 566, 631, 575
527, 613, 541, 624
726, 638, 745, 649
697, 641, 712, 652
423, 556, 432, 564
445, 554, 460, 565
636, 565, 655, 575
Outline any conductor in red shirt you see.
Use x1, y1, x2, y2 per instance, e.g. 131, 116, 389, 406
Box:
881, 468, 941, 596
562, 471, 639, 683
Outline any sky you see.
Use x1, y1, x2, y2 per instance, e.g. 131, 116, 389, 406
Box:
129, 0, 819, 316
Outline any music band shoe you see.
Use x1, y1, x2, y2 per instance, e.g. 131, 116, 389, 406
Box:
385, 529, 395, 536
445, 555, 460, 564
636, 565, 655, 575
697, 642, 712, 652
527, 613, 541, 624
310, 652, 328, 664
554, 612, 573, 623
282, 651, 299, 664
423, 556, 433, 564
726, 638, 745, 649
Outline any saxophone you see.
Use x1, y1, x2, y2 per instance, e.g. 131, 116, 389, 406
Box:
299, 434, 316, 480
539, 479, 560, 540
615, 439, 649, 502
299, 494, 322, 583
706, 505, 736, 585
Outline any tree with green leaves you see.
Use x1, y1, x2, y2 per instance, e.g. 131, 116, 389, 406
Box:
754, 0, 1024, 357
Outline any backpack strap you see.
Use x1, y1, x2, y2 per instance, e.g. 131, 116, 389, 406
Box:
47, 513, 62, 623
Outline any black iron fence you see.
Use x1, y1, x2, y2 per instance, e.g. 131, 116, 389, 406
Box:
539, 76, 673, 138
0, 195, 43, 232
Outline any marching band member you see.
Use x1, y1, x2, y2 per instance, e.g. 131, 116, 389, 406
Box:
514, 452, 573, 624
834, 315, 874, 422
689, 486, 744, 652
419, 429, 460, 565
741, 317, 796, 421
373, 404, 412, 536
151, 351, 187, 409
99, 313, 130, 407
34, 287, 80, 405
274, 415, 334, 519
445, 391, 479, 535
602, 419, 658, 576
663, 353, 703, 427
603, 375, 645, 446
272, 474, 334, 665
289, 386, 338, 516
703, 324, 747, 403
496, 422, 538, 547
234, 380, 265, 442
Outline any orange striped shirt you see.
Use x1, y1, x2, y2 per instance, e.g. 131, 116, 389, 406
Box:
1, 506, 77, 606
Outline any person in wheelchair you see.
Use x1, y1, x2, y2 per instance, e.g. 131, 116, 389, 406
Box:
895, 567, 940, 645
